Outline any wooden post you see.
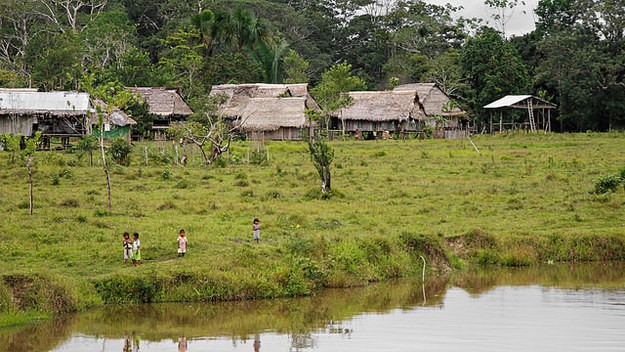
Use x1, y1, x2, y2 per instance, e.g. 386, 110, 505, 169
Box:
144, 146, 149, 166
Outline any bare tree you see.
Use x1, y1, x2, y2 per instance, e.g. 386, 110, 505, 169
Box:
35, 0, 108, 33
170, 117, 243, 165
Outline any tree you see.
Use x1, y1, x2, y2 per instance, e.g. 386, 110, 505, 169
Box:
311, 61, 366, 131
21, 131, 41, 215
459, 27, 532, 124
1, 133, 22, 164
77, 135, 98, 166
283, 49, 309, 84
168, 93, 237, 165
308, 137, 334, 195
306, 109, 334, 195
109, 137, 132, 166
484, 0, 525, 37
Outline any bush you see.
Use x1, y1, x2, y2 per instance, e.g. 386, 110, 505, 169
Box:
593, 174, 621, 194
109, 137, 132, 166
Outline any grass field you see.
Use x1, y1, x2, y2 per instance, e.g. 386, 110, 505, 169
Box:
1, 132, 625, 320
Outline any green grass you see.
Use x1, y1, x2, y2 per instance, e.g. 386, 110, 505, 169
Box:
1, 132, 625, 322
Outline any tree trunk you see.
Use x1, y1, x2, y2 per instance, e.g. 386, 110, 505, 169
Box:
26, 155, 33, 215
100, 123, 112, 212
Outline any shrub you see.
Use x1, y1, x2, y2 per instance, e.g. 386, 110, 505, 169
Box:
109, 137, 132, 166
249, 149, 267, 165
593, 174, 621, 194
161, 169, 172, 180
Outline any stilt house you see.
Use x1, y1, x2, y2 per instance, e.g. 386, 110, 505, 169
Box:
127, 87, 193, 140
335, 83, 466, 138
0, 89, 92, 146
210, 83, 319, 141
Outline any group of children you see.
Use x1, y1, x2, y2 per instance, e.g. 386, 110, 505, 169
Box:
122, 219, 261, 264
122, 232, 142, 266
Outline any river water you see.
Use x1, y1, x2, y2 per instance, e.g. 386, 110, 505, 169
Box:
2, 262, 625, 352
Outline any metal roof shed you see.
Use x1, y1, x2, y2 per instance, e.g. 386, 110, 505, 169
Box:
484, 95, 556, 133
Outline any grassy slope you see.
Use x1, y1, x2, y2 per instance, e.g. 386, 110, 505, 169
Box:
1, 132, 625, 313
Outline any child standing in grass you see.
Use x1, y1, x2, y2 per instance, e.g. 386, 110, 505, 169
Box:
177, 229, 187, 257
132, 232, 142, 266
123, 232, 133, 265
252, 218, 261, 243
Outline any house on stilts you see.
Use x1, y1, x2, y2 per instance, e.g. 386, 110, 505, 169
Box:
334, 83, 467, 139
126, 87, 193, 140
0, 89, 93, 149
209, 83, 319, 141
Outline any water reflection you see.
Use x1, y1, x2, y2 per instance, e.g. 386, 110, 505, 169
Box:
2, 262, 625, 352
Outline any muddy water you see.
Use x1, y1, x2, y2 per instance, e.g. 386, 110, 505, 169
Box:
2, 262, 625, 352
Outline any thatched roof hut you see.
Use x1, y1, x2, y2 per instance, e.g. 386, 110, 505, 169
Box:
340, 90, 422, 122
0, 90, 92, 136
334, 90, 421, 134
394, 83, 465, 118
126, 87, 192, 139
210, 83, 319, 140
238, 97, 308, 131
127, 87, 193, 116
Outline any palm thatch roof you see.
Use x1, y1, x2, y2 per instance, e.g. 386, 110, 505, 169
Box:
0, 91, 92, 116
126, 87, 193, 116
236, 97, 309, 131
339, 90, 422, 122
394, 83, 466, 117
210, 83, 319, 118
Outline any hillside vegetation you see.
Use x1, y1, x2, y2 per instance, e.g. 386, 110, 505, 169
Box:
1, 133, 625, 325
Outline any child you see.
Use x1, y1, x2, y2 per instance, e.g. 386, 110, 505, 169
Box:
123, 232, 133, 265
252, 218, 260, 243
177, 229, 187, 257
132, 232, 142, 266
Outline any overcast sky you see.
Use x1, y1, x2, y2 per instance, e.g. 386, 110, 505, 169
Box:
424, 0, 539, 37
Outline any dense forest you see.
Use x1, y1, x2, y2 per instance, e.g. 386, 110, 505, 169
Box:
0, 0, 624, 131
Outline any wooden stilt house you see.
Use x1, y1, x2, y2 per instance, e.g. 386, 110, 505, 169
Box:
210, 83, 319, 141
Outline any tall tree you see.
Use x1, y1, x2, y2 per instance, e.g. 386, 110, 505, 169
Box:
459, 27, 532, 123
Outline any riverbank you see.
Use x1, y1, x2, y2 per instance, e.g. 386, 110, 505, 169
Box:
1, 133, 625, 326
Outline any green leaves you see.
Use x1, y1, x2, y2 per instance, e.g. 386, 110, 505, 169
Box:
311, 62, 366, 113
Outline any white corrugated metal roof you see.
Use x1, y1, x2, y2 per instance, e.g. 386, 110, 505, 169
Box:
0, 91, 91, 112
484, 95, 532, 109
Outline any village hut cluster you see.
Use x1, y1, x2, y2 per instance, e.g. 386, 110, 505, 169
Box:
0, 82, 554, 147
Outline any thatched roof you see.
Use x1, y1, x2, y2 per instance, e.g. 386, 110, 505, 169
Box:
127, 87, 193, 116
210, 83, 319, 118
339, 90, 422, 122
236, 97, 308, 131
0, 91, 92, 116
90, 100, 137, 126
394, 83, 466, 117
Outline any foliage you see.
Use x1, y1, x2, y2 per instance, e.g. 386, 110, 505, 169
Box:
311, 61, 366, 115
308, 138, 334, 194
283, 49, 309, 84
109, 137, 132, 166
459, 27, 532, 124
1, 133, 22, 164
77, 136, 98, 166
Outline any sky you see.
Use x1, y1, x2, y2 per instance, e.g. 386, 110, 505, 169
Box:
424, 0, 539, 37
